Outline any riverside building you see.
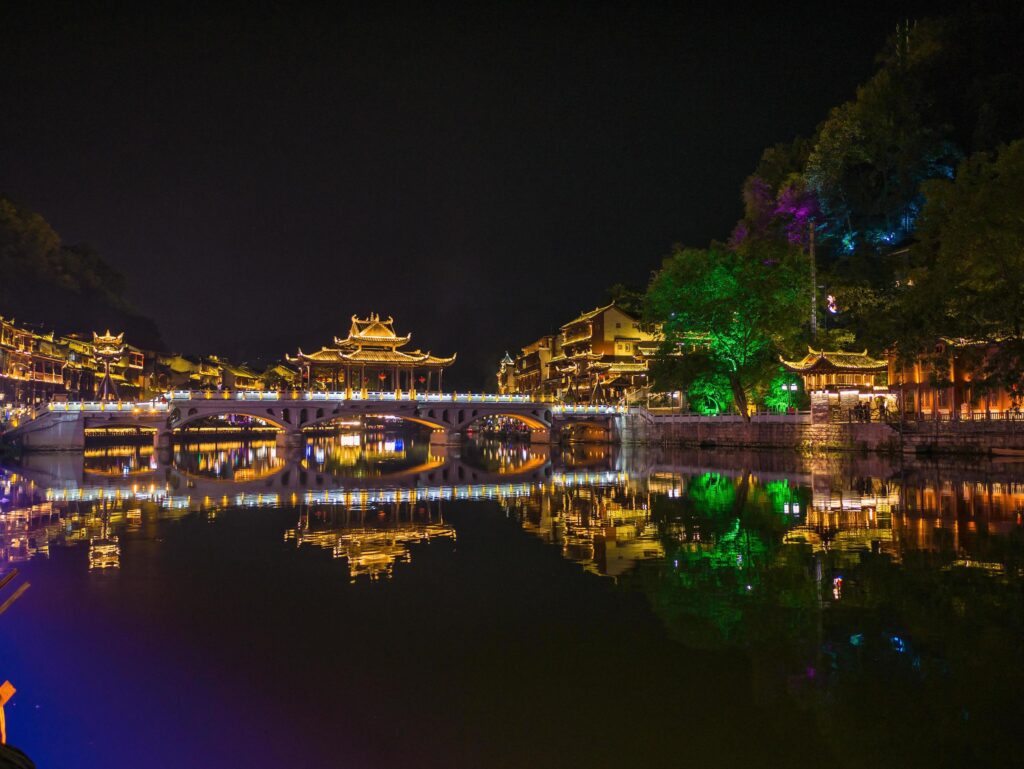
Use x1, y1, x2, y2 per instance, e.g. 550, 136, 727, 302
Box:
499, 303, 660, 404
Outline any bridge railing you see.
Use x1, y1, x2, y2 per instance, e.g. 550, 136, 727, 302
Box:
552, 404, 624, 415
45, 401, 169, 415
164, 390, 555, 405
43, 469, 631, 507
35, 392, 624, 416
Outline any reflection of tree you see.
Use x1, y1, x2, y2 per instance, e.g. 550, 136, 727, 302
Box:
639, 472, 816, 654
809, 543, 1024, 768
639, 468, 1024, 768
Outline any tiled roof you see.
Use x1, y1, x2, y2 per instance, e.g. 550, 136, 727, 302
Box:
560, 302, 616, 330
334, 313, 411, 348
781, 348, 887, 373
290, 348, 454, 365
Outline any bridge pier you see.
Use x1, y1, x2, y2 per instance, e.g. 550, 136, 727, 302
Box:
14, 414, 85, 451
153, 430, 174, 466
275, 429, 306, 451
529, 428, 555, 445
429, 429, 461, 447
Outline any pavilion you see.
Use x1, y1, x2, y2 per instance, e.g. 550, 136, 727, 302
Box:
287, 314, 455, 392
781, 348, 893, 422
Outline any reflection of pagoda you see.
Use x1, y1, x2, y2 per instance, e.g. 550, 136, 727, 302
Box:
284, 502, 456, 582
287, 314, 455, 392
93, 330, 127, 401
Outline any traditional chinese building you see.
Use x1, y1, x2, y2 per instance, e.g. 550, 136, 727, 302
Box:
505, 335, 558, 397
1, 317, 66, 407
287, 314, 455, 392
781, 348, 892, 422
260, 362, 300, 390
58, 331, 145, 400
497, 351, 516, 394
887, 339, 1023, 419
501, 304, 659, 403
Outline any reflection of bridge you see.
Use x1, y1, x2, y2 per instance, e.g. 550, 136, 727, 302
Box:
34, 465, 631, 509
166, 453, 560, 498
3, 391, 624, 450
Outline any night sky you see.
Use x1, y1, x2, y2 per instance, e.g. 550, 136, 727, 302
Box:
0, 2, 946, 387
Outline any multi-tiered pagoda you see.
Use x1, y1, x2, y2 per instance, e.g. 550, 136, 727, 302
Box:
287, 314, 455, 392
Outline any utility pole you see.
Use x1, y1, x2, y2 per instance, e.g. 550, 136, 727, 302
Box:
809, 222, 818, 342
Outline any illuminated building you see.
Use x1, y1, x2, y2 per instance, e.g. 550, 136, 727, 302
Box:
57, 331, 145, 401
209, 356, 263, 390
496, 351, 515, 394
260, 362, 299, 390
147, 353, 277, 395
501, 303, 660, 403
505, 335, 558, 396
887, 339, 1024, 419
781, 348, 893, 422
148, 354, 222, 391
287, 313, 455, 392
0, 316, 65, 406
92, 330, 127, 400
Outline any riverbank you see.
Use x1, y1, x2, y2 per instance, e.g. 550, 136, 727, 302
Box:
622, 411, 1024, 456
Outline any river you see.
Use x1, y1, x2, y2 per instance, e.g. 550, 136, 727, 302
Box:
1, 430, 1022, 768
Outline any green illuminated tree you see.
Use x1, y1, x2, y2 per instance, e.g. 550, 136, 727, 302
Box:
685, 371, 733, 415
646, 243, 807, 419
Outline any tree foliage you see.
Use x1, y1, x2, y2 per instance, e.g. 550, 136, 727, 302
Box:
646, 243, 806, 418
0, 196, 163, 347
605, 282, 645, 317
901, 140, 1024, 398
719, 6, 1024, 375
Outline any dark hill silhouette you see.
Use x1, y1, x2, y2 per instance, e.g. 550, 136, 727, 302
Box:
0, 196, 162, 348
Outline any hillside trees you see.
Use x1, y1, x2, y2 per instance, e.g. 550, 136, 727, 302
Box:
902, 140, 1024, 397
0, 196, 162, 347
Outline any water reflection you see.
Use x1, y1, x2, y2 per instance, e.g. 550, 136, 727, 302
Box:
507, 482, 665, 577
171, 439, 282, 481
285, 501, 455, 582
3, 438, 1024, 766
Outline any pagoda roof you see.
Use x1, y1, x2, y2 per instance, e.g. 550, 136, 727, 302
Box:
289, 313, 455, 367
781, 348, 887, 374
334, 313, 411, 349
288, 347, 455, 366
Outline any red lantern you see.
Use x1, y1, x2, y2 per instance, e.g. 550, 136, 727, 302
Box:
417, 375, 426, 384
378, 372, 387, 382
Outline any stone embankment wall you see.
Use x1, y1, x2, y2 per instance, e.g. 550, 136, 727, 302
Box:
898, 420, 1024, 454
619, 412, 1024, 455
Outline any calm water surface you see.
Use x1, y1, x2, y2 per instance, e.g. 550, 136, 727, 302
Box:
1, 431, 1023, 768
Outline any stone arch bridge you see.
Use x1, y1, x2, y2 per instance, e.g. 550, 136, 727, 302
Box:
4, 391, 624, 451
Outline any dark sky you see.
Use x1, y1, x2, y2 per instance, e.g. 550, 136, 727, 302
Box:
0, 2, 946, 387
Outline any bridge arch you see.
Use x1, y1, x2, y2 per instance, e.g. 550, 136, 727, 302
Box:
451, 409, 551, 434
301, 410, 448, 434
170, 405, 290, 432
